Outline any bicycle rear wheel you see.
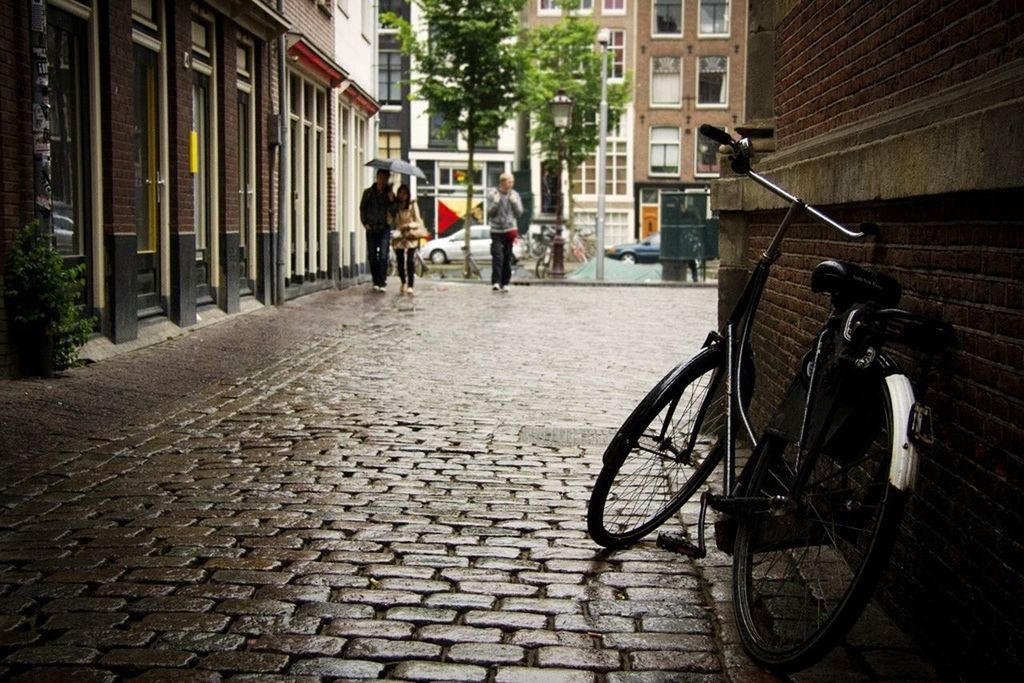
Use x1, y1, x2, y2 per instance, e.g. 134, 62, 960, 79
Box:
535, 252, 550, 279
732, 377, 905, 671
588, 346, 726, 549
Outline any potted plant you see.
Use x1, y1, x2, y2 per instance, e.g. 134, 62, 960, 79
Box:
2, 222, 93, 377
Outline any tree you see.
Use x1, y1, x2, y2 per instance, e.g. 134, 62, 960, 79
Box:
523, 4, 631, 237
386, 0, 527, 278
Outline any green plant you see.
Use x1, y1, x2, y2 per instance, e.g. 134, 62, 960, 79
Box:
3, 222, 93, 372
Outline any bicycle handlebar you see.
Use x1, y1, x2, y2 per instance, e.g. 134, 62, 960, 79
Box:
699, 124, 873, 240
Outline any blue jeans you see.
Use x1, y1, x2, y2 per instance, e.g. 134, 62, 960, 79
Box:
367, 227, 391, 287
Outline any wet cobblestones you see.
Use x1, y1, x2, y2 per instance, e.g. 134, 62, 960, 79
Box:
0, 283, 940, 681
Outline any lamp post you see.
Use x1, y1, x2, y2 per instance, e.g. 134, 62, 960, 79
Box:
595, 28, 610, 282
549, 89, 573, 279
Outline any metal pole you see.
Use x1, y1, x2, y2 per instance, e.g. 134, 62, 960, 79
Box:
595, 36, 608, 281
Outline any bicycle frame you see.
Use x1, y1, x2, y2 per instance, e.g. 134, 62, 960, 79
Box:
709, 169, 870, 498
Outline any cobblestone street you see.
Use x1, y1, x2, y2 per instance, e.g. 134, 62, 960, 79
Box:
0, 283, 938, 682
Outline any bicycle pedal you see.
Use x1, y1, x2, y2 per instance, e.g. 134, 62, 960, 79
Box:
656, 532, 706, 558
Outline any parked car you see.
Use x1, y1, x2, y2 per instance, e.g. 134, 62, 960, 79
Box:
605, 233, 661, 264
422, 227, 523, 264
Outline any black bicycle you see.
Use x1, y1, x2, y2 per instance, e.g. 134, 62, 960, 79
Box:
587, 124, 953, 672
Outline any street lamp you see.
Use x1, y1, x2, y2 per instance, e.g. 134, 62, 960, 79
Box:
549, 89, 573, 279
595, 28, 610, 281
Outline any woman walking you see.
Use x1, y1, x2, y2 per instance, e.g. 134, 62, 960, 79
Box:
389, 184, 426, 295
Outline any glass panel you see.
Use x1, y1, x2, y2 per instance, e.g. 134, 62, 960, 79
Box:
699, 56, 728, 104
700, 0, 729, 34
651, 56, 681, 105
654, 0, 681, 34
650, 127, 679, 174
47, 17, 86, 257
133, 45, 159, 253
610, 31, 625, 79
237, 91, 250, 251
193, 74, 210, 253
378, 51, 402, 105
696, 134, 720, 175
132, 0, 154, 21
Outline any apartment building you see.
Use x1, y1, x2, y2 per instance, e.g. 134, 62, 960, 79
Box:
523, 0, 637, 248
0, 0, 379, 377
634, 0, 745, 238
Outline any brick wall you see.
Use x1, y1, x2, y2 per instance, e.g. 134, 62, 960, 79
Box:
742, 192, 1022, 678
775, 0, 1024, 147
0, 0, 32, 376
736, 1, 1024, 677
286, 0, 334, 54
100, 0, 136, 238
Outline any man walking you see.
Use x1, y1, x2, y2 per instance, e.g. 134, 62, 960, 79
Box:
360, 169, 396, 291
487, 172, 524, 292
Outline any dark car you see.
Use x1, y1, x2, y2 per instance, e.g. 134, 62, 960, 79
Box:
605, 233, 660, 264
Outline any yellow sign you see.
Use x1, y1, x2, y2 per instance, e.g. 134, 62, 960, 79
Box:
189, 131, 198, 174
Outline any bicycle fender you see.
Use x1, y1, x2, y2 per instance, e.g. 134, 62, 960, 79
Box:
885, 374, 918, 492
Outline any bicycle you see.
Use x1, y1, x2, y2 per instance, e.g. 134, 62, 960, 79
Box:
534, 240, 552, 279
587, 124, 953, 672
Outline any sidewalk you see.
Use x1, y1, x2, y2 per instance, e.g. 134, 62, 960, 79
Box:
0, 283, 939, 681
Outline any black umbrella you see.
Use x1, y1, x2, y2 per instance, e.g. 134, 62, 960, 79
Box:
365, 158, 427, 180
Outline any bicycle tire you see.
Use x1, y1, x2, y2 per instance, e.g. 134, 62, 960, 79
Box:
535, 252, 550, 279
732, 375, 905, 671
588, 346, 726, 549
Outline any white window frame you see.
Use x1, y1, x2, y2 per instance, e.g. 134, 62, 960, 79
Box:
608, 29, 625, 81
694, 129, 721, 178
698, 0, 730, 38
696, 55, 729, 108
649, 126, 680, 177
539, 0, 592, 16
652, 0, 682, 38
650, 55, 682, 108
602, 0, 626, 16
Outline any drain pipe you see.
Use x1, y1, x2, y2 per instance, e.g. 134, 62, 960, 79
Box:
276, 0, 289, 304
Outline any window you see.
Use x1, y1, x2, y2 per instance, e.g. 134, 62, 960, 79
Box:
429, 112, 457, 149
650, 126, 679, 175
379, 0, 399, 28
379, 50, 401, 104
571, 139, 628, 196
379, 130, 401, 159
439, 165, 483, 187
651, 56, 681, 106
237, 42, 256, 292
699, 0, 729, 36
653, 0, 681, 35
603, 0, 625, 13
608, 29, 624, 80
698, 56, 728, 106
695, 132, 721, 176
540, 0, 592, 12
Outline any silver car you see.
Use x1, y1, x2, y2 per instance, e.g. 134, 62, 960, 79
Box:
422, 226, 523, 264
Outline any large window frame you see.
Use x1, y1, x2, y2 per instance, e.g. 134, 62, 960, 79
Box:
287, 70, 328, 281
236, 40, 256, 292
699, 0, 730, 37
650, 55, 682, 108
695, 129, 721, 177
608, 29, 625, 81
649, 126, 680, 177
697, 55, 729, 107
653, 0, 682, 37
378, 49, 402, 106
602, 0, 626, 16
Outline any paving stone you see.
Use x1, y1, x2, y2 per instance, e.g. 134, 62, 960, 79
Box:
498, 598, 582, 615
287, 657, 385, 678
4, 646, 100, 666
40, 612, 130, 630
343, 637, 442, 661
99, 649, 196, 668
136, 613, 232, 631
554, 614, 636, 633
250, 634, 346, 656
422, 592, 496, 610
463, 610, 548, 630
229, 615, 323, 636
156, 631, 246, 652
383, 606, 458, 624
126, 670, 221, 682
55, 628, 156, 648
447, 642, 526, 664
602, 633, 716, 651
389, 660, 489, 681
323, 619, 415, 639
627, 650, 722, 673
494, 668, 595, 683
535, 646, 621, 671
198, 651, 289, 672
8, 667, 118, 682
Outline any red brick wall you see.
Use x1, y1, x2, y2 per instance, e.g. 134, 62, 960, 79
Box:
742, 192, 1023, 676
100, 0, 136, 238
775, 0, 1024, 147
217, 20, 239, 238
0, 0, 32, 375
286, 0, 334, 53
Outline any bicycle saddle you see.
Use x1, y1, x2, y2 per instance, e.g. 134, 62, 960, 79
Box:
811, 259, 901, 308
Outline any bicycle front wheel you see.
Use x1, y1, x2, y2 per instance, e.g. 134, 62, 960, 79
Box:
588, 346, 726, 549
732, 377, 905, 671
535, 253, 550, 279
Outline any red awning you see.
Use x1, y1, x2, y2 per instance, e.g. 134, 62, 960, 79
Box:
287, 36, 346, 87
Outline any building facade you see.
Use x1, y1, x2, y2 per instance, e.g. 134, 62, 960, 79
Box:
713, 1, 1023, 677
523, 0, 637, 249
0, 0, 379, 377
633, 0, 745, 240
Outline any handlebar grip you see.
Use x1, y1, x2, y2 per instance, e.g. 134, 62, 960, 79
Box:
699, 124, 735, 147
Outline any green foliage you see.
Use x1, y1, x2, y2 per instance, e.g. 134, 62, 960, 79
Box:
522, 10, 632, 172
384, 0, 528, 276
2, 222, 93, 371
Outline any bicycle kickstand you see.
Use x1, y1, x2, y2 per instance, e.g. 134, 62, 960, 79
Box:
656, 491, 710, 559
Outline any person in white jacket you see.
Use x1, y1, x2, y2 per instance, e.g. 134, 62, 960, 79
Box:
487, 172, 524, 292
